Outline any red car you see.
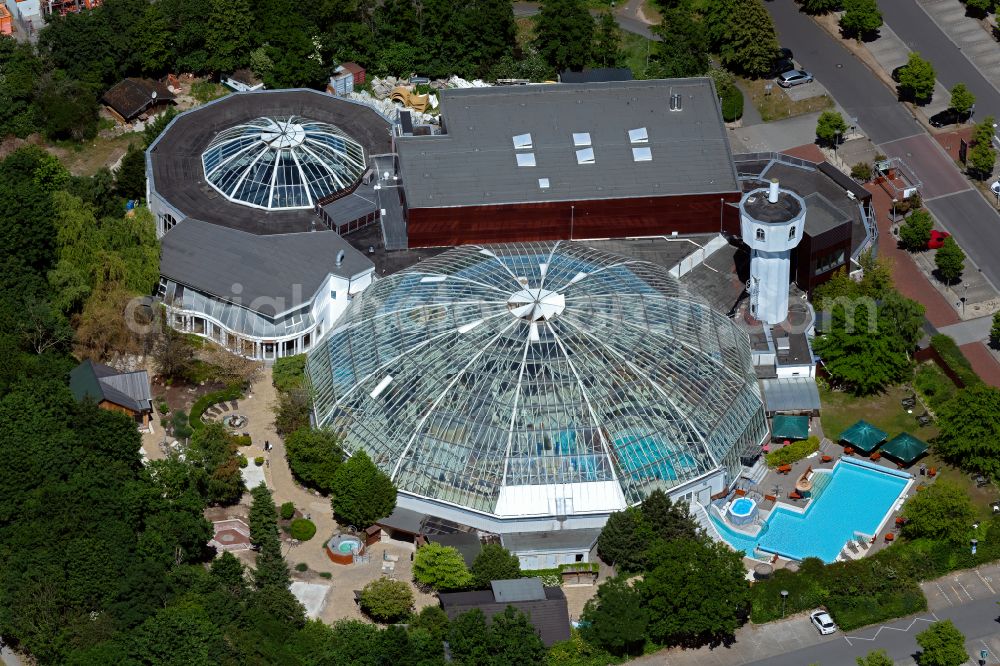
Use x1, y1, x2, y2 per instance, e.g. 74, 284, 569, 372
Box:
928, 230, 951, 249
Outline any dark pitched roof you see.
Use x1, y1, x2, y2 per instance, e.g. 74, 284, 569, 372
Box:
397, 79, 740, 210
560, 68, 634, 83
427, 532, 483, 567
69, 360, 152, 413
159, 220, 373, 311
438, 583, 570, 646
102, 78, 175, 121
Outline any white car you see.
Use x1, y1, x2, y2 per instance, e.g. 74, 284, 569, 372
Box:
810, 610, 838, 635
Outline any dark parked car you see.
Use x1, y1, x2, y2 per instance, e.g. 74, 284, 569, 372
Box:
768, 59, 796, 78
777, 47, 794, 61
929, 108, 968, 127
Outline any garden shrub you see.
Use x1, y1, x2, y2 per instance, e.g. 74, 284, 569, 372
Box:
289, 518, 316, 541
765, 436, 820, 467
721, 85, 744, 122
294, 562, 308, 572
280, 502, 295, 520
914, 362, 958, 409
190, 384, 244, 429
273, 354, 307, 393
319, 571, 332, 579
851, 162, 872, 182
254, 456, 264, 466
930, 334, 981, 387
237, 455, 248, 468
232, 434, 252, 447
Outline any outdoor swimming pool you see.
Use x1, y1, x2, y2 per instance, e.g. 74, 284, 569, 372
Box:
710, 460, 911, 563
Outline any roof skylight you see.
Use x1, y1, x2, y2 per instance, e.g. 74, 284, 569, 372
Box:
538, 178, 550, 189
628, 127, 649, 144
576, 148, 595, 165
512, 133, 533, 150
516, 152, 536, 167
573, 132, 592, 147
632, 146, 652, 162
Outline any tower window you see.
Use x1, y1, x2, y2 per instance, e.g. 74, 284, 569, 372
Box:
788, 227, 796, 240
755, 228, 765, 241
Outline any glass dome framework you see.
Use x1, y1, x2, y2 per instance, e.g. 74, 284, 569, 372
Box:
201, 116, 367, 210
308, 242, 767, 520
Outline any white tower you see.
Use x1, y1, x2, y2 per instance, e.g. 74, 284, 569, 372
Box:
739, 179, 806, 325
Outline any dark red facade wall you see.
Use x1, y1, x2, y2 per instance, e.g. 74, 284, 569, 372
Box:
406, 192, 743, 247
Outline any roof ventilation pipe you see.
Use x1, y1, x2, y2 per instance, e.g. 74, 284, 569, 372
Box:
336, 250, 345, 267
768, 178, 779, 204
669, 93, 682, 111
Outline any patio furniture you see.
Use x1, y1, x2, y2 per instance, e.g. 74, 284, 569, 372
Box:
917, 413, 932, 427
928, 467, 937, 477
821, 455, 833, 463
777, 464, 792, 474
843, 446, 854, 456
881, 433, 929, 466
870, 452, 881, 462
976, 474, 989, 488
789, 491, 802, 500
884, 533, 895, 542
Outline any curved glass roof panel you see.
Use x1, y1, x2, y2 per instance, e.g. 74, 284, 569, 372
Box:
307, 242, 767, 519
202, 116, 366, 210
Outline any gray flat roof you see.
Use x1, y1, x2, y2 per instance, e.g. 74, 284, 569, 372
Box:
802, 192, 850, 236
148, 89, 392, 236
160, 220, 372, 311
500, 528, 602, 554
397, 79, 740, 209
492, 578, 546, 603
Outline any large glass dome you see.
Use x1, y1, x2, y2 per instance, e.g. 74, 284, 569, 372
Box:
308, 243, 767, 519
201, 116, 366, 210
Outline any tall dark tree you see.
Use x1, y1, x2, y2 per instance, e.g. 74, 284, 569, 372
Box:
331, 450, 397, 528
596, 506, 651, 573
580, 576, 649, 655
283, 427, 345, 494
704, 0, 779, 77
592, 12, 625, 68
205, 0, 252, 74
489, 606, 547, 664
640, 489, 700, 542
648, 9, 709, 78
534, 0, 595, 72
471, 543, 522, 588
935, 384, 1000, 477
115, 144, 147, 201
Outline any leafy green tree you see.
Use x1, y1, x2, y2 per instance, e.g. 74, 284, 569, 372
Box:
284, 428, 344, 494
592, 12, 624, 68
534, 0, 595, 72
34, 72, 99, 141
126, 602, 226, 666
448, 609, 492, 664
144, 107, 178, 148
898, 209, 934, 251
272, 353, 307, 392
915, 620, 968, 666
187, 423, 244, 505
965, 0, 994, 16
898, 52, 936, 103
597, 506, 651, 572
648, 9, 709, 78
878, 291, 926, 354
814, 300, 913, 395
471, 543, 521, 588
935, 236, 965, 284
580, 576, 648, 655
969, 129, 997, 179
115, 144, 147, 201
358, 577, 415, 623
799, 0, 843, 13
489, 605, 547, 664
840, 0, 883, 39
331, 450, 396, 528
857, 649, 895, 666
935, 384, 1000, 477
816, 111, 848, 147
990, 311, 1000, 348
409, 605, 451, 643
903, 481, 975, 544
707, 0, 780, 77
0, 39, 43, 138
413, 542, 474, 591
639, 538, 750, 647
205, 0, 252, 74
949, 83, 976, 116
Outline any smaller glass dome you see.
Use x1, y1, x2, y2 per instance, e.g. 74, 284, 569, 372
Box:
202, 116, 367, 210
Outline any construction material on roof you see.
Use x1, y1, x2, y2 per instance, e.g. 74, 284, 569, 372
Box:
390, 86, 431, 112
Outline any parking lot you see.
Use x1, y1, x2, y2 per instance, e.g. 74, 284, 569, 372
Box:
923, 561, 1000, 611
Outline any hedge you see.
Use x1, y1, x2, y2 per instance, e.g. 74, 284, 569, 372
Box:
930, 334, 981, 388
721, 84, 744, 122
289, 518, 316, 541
765, 436, 820, 468
190, 384, 244, 430
750, 515, 1000, 630
521, 562, 599, 587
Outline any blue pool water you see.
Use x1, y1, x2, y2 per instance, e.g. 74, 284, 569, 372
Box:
711, 461, 910, 563
731, 498, 755, 515
614, 434, 697, 481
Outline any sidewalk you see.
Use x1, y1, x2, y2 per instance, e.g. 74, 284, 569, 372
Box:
915, 0, 1000, 94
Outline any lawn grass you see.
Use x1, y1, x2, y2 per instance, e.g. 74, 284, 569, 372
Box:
741, 77, 833, 122
622, 31, 653, 78
819, 383, 939, 442
47, 132, 143, 176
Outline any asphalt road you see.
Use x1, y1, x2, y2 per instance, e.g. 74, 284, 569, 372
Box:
766, 0, 1000, 289
880, 0, 1000, 116
744, 596, 1000, 665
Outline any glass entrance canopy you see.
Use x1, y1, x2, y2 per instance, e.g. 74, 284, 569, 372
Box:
201, 116, 366, 210
308, 242, 767, 518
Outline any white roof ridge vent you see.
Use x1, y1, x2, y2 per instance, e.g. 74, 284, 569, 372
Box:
370, 375, 393, 399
